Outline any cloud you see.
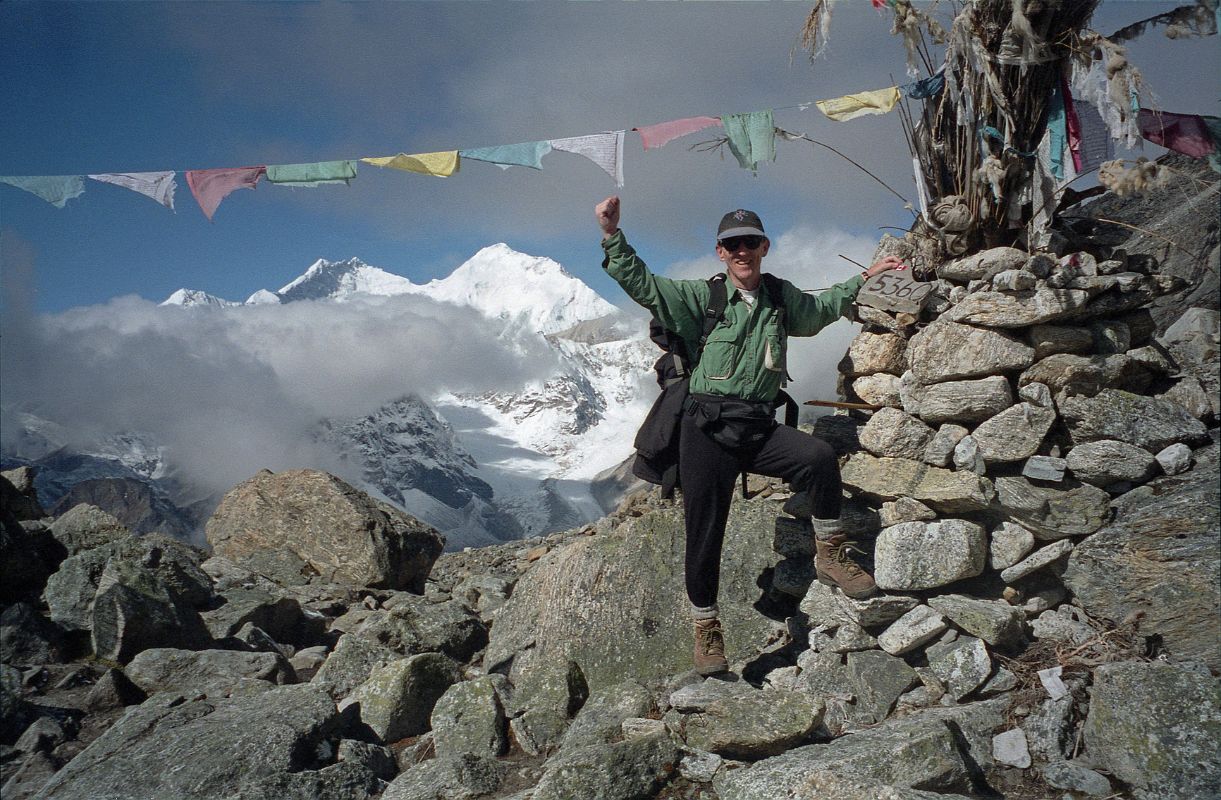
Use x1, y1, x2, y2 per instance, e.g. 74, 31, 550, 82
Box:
0, 280, 557, 497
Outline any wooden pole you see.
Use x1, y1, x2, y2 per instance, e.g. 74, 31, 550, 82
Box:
804, 399, 883, 410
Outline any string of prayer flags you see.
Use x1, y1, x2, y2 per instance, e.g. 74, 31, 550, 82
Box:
88, 171, 177, 210
722, 110, 776, 172
0, 175, 85, 208
266, 160, 357, 187
361, 152, 460, 177
186, 166, 266, 221
1137, 109, 1219, 159
549, 131, 625, 187
633, 116, 723, 151
816, 86, 901, 122
459, 141, 552, 170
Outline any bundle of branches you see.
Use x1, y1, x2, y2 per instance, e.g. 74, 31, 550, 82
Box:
910, 0, 1102, 252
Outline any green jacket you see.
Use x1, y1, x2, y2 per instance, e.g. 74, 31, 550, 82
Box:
602, 229, 864, 402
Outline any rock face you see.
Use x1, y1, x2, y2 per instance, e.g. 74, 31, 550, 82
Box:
205, 469, 444, 591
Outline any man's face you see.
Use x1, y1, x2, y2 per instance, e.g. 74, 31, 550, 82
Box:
716, 235, 770, 291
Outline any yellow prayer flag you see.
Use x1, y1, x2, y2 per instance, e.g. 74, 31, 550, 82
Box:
815, 87, 901, 122
361, 151, 460, 177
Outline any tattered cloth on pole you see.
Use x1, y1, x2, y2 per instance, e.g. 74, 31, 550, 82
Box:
633, 116, 723, 150
88, 171, 177, 209
721, 110, 775, 171
1071, 57, 1142, 149
549, 131, 625, 187
816, 87, 901, 121
0, 174, 85, 208
186, 166, 266, 221
1137, 109, 1219, 159
459, 141, 552, 170
266, 160, 357, 186
361, 152, 460, 177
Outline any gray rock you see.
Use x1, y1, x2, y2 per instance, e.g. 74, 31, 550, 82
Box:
1155, 442, 1193, 474
1066, 440, 1157, 486
991, 728, 1031, 768
621, 717, 666, 740
33, 685, 343, 800
773, 516, 814, 558
668, 678, 754, 713
47, 505, 129, 557
430, 676, 507, 759
84, 668, 145, 712
846, 650, 917, 723
679, 750, 723, 782
1022, 455, 1067, 482
927, 594, 1025, 649
1060, 389, 1210, 452
337, 739, 397, 782
842, 453, 994, 514
1159, 376, 1216, 420
1, 664, 35, 743
562, 678, 653, 749
999, 540, 1074, 584
349, 653, 464, 743
944, 287, 1091, 328
1084, 661, 1221, 800
1089, 320, 1131, 354
989, 522, 1035, 571
205, 468, 444, 591
797, 581, 853, 629
952, 436, 986, 475
531, 731, 679, 800
201, 587, 317, 647
506, 659, 588, 755
14, 716, 65, 755
994, 476, 1112, 540
903, 374, 1014, 425
928, 636, 991, 701
938, 247, 1028, 282
879, 497, 937, 527
382, 752, 504, 800
795, 649, 854, 702
877, 606, 949, 655
1017, 380, 1055, 408
451, 574, 513, 619
859, 408, 935, 460
907, 320, 1034, 383
839, 332, 907, 377
922, 423, 969, 467
991, 268, 1036, 291
0, 520, 54, 607
1063, 448, 1220, 670
312, 632, 400, 700
682, 688, 823, 759
972, 403, 1056, 463
851, 374, 902, 407
775, 773, 977, 799
1, 468, 45, 521
218, 758, 384, 800
832, 591, 920, 628
124, 647, 295, 697
874, 520, 986, 591
1019, 352, 1130, 398
1159, 307, 1219, 371
2, 750, 58, 800
1028, 324, 1094, 359
0, 603, 66, 666
771, 556, 816, 599
828, 621, 877, 653
1041, 761, 1113, 796
353, 597, 487, 662
89, 554, 213, 663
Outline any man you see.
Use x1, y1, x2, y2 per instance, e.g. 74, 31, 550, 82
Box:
595, 195, 905, 675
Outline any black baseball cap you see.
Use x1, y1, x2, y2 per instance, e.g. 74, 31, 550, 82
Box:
717, 209, 766, 240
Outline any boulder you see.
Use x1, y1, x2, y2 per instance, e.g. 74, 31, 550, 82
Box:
84, 668, 145, 712
842, 453, 994, 514
430, 675, 507, 759
901, 374, 1013, 425
312, 633, 400, 700
873, 520, 987, 591
877, 606, 949, 655
845, 650, 917, 723
951, 436, 985, 475
927, 636, 991, 701
682, 688, 823, 759
999, 540, 1074, 584
1, 469, 45, 521
858, 408, 935, 460
988, 522, 1035, 571
831, 591, 919, 628
993, 476, 1112, 540
1063, 446, 1220, 670
1, 664, 35, 744
907, 320, 1034, 383
349, 653, 464, 743
922, 424, 968, 467
561, 679, 653, 750
205, 469, 443, 591
201, 587, 319, 647
937, 247, 1027, 282
47, 504, 130, 557
851, 374, 902, 407
483, 499, 782, 695
926, 594, 1025, 649
381, 753, 503, 800
530, 732, 679, 800
1059, 389, 1210, 452
879, 497, 937, 527
507, 659, 589, 755
970, 403, 1056, 463
32, 685, 344, 800
1084, 661, 1221, 800
89, 555, 213, 663
1065, 440, 1158, 486
0, 603, 66, 666
1159, 376, 1216, 420
353, 597, 486, 662
1027, 324, 1093, 359
1155, 442, 1193, 475
124, 647, 295, 696
0, 519, 54, 605
839, 332, 906, 377
1022, 455, 1066, 482
1018, 352, 1129, 398
945, 287, 1091, 328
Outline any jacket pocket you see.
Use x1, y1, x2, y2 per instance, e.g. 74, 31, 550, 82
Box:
699, 327, 738, 381
763, 333, 785, 372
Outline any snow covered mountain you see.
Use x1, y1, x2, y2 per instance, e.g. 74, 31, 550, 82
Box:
55, 245, 657, 549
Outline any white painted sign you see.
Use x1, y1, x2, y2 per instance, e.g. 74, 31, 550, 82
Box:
857, 269, 933, 314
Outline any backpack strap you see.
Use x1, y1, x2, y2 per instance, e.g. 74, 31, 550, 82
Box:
693, 273, 729, 366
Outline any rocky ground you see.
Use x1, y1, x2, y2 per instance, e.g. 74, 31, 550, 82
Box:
1, 157, 1218, 799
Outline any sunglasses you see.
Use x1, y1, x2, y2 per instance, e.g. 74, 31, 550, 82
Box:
718, 235, 764, 251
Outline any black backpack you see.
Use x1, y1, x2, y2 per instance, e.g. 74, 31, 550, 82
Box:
631, 273, 797, 499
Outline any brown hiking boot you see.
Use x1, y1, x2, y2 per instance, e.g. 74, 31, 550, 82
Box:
815, 535, 878, 599
693, 618, 729, 676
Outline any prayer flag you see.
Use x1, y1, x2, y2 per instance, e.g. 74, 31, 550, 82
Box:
1073, 100, 1114, 175
721, 110, 775, 171
1138, 109, 1218, 159
185, 166, 266, 221
361, 152, 460, 177
815, 87, 901, 122
88, 171, 177, 210
266, 160, 357, 187
459, 141, 552, 170
903, 71, 944, 100
633, 116, 723, 151
549, 132, 625, 187
0, 175, 85, 208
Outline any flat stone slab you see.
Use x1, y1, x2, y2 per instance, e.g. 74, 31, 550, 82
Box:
682, 689, 824, 760
1000, 540, 1074, 584
994, 477, 1111, 540
842, 454, 994, 514
877, 606, 949, 655
1060, 390, 1210, 453
927, 594, 1025, 649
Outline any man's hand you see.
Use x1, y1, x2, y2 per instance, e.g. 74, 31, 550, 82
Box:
595, 195, 620, 239
863, 255, 907, 278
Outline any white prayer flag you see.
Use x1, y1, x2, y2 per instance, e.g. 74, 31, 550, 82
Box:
549, 131, 625, 187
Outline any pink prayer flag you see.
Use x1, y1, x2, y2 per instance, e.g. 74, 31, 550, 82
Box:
1061, 76, 1084, 172
633, 116, 723, 151
186, 166, 266, 221
1138, 109, 1217, 159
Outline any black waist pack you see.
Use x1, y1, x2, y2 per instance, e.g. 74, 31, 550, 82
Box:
687, 393, 778, 450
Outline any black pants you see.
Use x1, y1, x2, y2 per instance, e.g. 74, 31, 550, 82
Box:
678, 408, 841, 609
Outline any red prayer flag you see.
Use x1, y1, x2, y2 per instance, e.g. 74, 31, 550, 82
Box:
186, 166, 266, 221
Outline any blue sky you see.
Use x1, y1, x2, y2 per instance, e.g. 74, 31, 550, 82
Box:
2, 1, 1218, 313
